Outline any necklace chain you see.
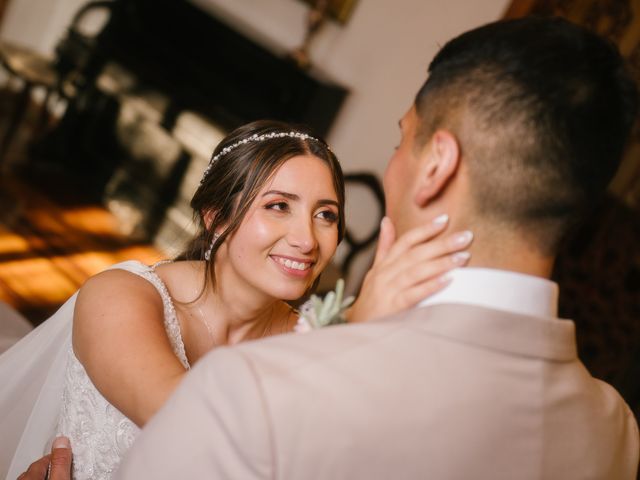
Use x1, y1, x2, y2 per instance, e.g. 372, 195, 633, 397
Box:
194, 294, 280, 348
195, 301, 216, 347
156, 261, 292, 349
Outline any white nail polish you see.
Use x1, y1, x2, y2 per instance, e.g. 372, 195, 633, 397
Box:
453, 231, 474, 246
433, 214, 449, 225
451, 251, 471, 264
53, 436, 71, 449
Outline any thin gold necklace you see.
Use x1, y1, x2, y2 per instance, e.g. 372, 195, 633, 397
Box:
195, 300, 216, 346
194, 298, 281, 348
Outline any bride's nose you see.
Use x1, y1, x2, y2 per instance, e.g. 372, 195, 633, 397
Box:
286, 216, 318, 253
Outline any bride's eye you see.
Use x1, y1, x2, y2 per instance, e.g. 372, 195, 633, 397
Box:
316, 209, 338, 223
265, 201, 289, 212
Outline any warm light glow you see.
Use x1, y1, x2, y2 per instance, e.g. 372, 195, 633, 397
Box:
0, 233, 30, 255
0, 248, 165, 310
59, 207, 124, 237
0, 176, 167, 318
0, 257, 79, 306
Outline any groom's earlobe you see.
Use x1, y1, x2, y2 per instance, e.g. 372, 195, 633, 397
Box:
414, 130, 460, 207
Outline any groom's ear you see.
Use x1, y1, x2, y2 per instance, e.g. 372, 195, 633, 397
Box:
414, 129, 460, 207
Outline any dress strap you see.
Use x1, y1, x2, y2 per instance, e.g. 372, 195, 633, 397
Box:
133, 265, 190, 370
151, 259, 173, 269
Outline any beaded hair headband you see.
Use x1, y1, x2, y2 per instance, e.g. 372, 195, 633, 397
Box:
199, 131, 325, 186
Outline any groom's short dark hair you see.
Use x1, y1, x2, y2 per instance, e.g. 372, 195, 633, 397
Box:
414, 16, 637, 254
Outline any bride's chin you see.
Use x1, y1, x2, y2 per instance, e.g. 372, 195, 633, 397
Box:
264, 283, 311, 302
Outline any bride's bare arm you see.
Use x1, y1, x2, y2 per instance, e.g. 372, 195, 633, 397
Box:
72, 269, 187, 427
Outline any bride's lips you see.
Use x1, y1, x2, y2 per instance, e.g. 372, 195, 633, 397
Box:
270, 255, 315, 278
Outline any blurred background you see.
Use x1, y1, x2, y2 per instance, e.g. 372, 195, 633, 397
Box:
0, 0, 638, 416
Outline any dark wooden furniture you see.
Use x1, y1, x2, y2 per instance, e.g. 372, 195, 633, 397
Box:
0, 0, 11, 26
43, 0, 348, 175
0, 41, 56, 164
107, 0, 348, 134
0, 0, 113, 167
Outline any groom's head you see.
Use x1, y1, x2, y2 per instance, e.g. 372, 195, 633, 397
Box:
384, 16, 637, 257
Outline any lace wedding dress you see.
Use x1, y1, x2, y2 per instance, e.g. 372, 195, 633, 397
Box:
0, 261, 189, 479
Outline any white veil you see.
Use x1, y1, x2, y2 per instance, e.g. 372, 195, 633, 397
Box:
0, 261, 152, 478
0, 293, 77, 478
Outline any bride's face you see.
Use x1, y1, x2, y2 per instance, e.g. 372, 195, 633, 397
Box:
220, 154, 341, 301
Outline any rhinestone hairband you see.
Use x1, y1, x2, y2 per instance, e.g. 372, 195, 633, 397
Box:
200, 131, 324, 185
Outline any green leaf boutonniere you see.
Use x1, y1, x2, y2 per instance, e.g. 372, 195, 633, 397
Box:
295, 279, 355, 332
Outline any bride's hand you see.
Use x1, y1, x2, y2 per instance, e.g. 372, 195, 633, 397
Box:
347, 214, 472, 323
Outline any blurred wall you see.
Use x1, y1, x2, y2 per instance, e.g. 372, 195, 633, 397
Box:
0, 0, 89, 52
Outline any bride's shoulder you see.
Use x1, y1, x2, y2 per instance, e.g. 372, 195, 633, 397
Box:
72, 263, 172, 358
81, 264, 154, 291
75, 264, 166, 317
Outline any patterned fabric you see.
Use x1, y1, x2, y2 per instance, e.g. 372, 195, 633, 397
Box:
56, 263, 189, 480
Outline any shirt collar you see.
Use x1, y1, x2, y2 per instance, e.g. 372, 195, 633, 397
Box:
418, 268, 559, 318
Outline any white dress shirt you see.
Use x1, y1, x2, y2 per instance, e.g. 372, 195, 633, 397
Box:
418, 267, 559, 318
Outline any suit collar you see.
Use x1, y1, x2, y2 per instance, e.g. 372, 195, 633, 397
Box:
418, 268, 559, 318
391, 303, 577, 361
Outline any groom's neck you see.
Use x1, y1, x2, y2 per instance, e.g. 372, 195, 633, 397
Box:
465, 233, 555, 279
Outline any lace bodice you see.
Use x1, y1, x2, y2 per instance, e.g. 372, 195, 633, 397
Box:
56, 262, 189, 480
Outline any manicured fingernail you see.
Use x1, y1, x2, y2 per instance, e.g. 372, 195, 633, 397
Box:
451, 251, 471, 265
52, 436, 70, 449
438, 273, 453, 284
432, 214, 449, 225
452, 231, 473, 247
380, 216, 390, 228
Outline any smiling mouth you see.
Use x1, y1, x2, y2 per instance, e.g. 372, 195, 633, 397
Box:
272, 256, 313, 271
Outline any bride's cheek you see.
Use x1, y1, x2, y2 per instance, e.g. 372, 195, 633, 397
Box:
251, 217, 280, 243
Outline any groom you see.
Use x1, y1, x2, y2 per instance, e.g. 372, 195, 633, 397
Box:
26, 15, 639, 480
113, 16, 639, 479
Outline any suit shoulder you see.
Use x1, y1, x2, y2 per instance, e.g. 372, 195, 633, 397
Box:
236, 316, 409, 371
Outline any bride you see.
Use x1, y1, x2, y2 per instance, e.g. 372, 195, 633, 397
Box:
1, 120, 471, 479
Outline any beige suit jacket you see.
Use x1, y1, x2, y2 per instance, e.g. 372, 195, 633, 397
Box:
116, 304, 639, 479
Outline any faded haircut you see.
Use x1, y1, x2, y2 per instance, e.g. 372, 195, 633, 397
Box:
413, 16, 638, 254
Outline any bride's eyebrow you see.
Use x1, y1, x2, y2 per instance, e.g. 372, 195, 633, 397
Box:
262, 190, 298, 200
262, 190, 339, 208
318, 199, 339, 208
